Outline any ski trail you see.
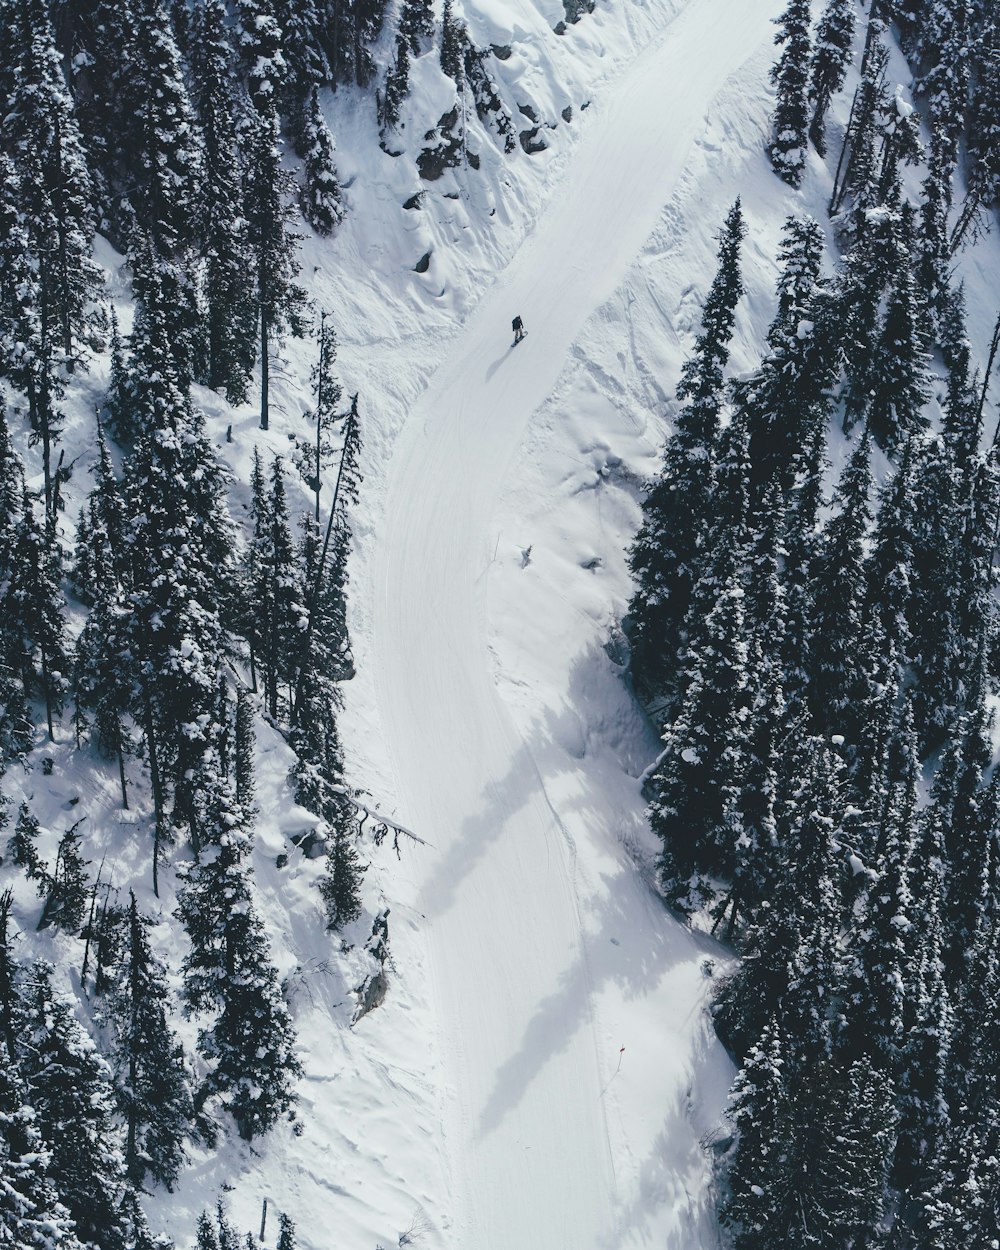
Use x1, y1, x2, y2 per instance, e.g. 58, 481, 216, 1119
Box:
373, 0, 779, 1245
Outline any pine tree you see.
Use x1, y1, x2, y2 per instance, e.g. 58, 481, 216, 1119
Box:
768, 0, 812, 185
0, 1035, 84, 1250
298, 87, 344, 236
5, 482, 69, 741
120, 287, 235, 888
128, 0, 201, 255
64, 0, 135, 234
440, 0, 464, 84
867, 202, 930, 451
276, 1212, 296, 1250
837, 752, 917, 1077
262, 456, 302, 719
38, 819, 89, 933
318, 800, 365, 930
193, 0, 257, 404
21, 965, 128, 1250
627, 200, 745, 709
243, 104, 307, 431
100, 893, 194, 1189
399, 0, 433, 55
378, 35, 411, 142
176, 760, 300, 1139
298, 311, 344, 522
738, 216, 836, 500
7, 802, 46, 886
647, 567, 751, 912
808, 0, 855, 155
6, 0, 101, 365
808, 434, 873, 747
895, 801, 952, 1188
832, 36, 891, 224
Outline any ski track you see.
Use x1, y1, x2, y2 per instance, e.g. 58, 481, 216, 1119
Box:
373, 1, 779, 1245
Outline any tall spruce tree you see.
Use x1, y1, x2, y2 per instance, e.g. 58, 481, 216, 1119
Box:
176, 770, 301, 1139
627, 199, 745, 710
193, 0, 257, 404
768, 0, 812, 185
243, 103, 307, 431
20, 965, 128, 1250
100, 893, 194, 1189
808, 0, 855, 155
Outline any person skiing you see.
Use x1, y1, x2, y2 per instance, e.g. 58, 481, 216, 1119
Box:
512, 314, 525, 343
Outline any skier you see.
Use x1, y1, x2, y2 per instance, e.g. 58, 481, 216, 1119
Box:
512, 314, 525, 343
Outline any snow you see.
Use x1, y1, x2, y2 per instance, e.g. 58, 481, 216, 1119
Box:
367, 1, 781, 1245
10, 0, 1000, 1247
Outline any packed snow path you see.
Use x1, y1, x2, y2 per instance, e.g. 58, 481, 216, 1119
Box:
373, 1, 779, 1245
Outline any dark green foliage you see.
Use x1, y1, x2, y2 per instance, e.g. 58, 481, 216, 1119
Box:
738, 216, 837, 500
276, 1212, 296, 1250
378, 36, 410, 140
768, 0, 811, 185
399, 0, 433, 55
21, 965, 128, 1250
440, 0, 464, 83
808, 434, 873, 746
725, 1051, 896, 1250
243, 104, 307, 431
100, 894, 194, 1189
38, 819, 89, 933
193, 0, 257, 405
177, 771, 300, 1139
318, 802, 365, 930
808, 0, 855, 155
8, 802, 45, 885
0, 1034, 84, 1250
298, 87, 344, 236
628, 200, 745, 709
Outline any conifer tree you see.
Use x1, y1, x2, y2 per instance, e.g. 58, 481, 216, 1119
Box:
738, 216, 836, 499
895, 802, 952, 1187
399, 0, 434, 55
440, 0, 464, 84
6, 0, 101, 366
305, 312, 344, 522
867, 203, 930, 451
276, 1212, 296, 1250
7, 802, 45, 886
808, 0, 855, 155
838, 753, 917, 1077
627, 200, 745, 709
5, 483, 69, 741
244, 104, 307, 431
647, 565, 751, 912
38, 819, 89, 933
0, 1035, 84, 1250
100, 893, 193, 1189
120, 282, 235, 887
65, 0, 135, 232
21, 965, 128, 1250
193, 0, 257, 404
808, 434, 873, 747
768, 0, 812, 185
177, 769, 300, 1139
128, 0, 201, 255
379, 35, 411, 141
298, 87, 344, 236
832, 37, 890, 223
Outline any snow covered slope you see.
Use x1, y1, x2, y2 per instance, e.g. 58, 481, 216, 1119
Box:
365, 1, 784, 1245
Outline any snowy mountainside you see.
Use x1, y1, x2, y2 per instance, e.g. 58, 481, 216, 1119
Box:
7, 0, 1000, 1247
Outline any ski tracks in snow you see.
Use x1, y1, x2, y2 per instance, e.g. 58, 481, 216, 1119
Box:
372, 1, 781, 1245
